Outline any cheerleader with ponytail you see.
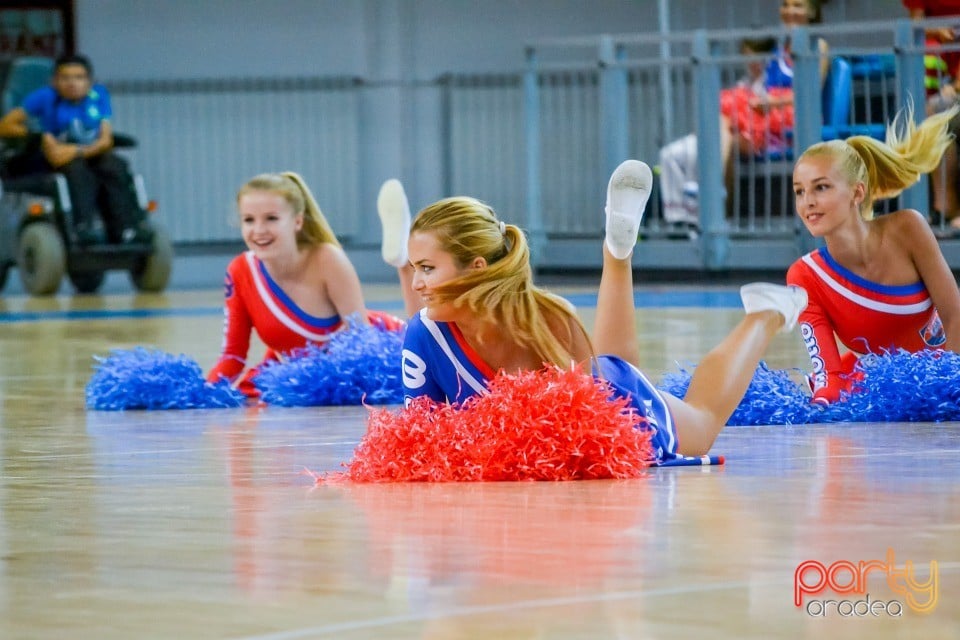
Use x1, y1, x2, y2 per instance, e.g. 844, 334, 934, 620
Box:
787, 106, 960, 405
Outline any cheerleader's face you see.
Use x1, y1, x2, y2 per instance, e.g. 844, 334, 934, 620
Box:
238, 190, 303, 259
793, 155, 864, 236
408, 230, 485, 321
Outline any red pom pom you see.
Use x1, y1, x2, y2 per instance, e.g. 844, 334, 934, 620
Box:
334, 365, 654, 482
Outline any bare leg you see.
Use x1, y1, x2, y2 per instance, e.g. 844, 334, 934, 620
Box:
595, 160, 653, 365
665, 283, 808, 456
594, 244, 640, 366
943, 144, 960, 222
663, 311, 781, 456
397, 264, 420, 319
719, 114, 733, 166
377, 179, 418, 317
929, 143, 960, 219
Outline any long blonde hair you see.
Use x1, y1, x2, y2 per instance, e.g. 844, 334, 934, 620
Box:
237, 172, 341, 249
411, 196, 592, 368
797, 105, 958, 220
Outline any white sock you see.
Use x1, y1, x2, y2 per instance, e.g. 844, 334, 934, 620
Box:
739, 283, 808, 334
604, 160, 653, 260
377, 179, 411, 268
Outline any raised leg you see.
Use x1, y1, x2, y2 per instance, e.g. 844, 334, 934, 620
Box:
396, 264, 418, 319
664, 283, 808, 456
377, 179, 420, 318
594, 160, 652, 366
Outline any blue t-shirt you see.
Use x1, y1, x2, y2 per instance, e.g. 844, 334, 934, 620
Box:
22, 84, 112, 144
400, 308, 681, 463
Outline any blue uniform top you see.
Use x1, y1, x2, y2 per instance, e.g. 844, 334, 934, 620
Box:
401, 309, 683, 463
22, 84, 112, 144
764, 45, 794, 89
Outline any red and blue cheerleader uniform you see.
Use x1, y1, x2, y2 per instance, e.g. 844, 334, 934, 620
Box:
401, 308, 689, 465
208, 251, 403, 395
787, 247, 945, 404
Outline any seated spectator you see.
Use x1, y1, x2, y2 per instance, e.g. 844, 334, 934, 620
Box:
904, 0, 960, 233
0, 53, 150, 245
658, 37, 778, 232
658, 0, 829, 232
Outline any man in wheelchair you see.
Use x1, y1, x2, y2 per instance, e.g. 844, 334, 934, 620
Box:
0, 53, 151, 246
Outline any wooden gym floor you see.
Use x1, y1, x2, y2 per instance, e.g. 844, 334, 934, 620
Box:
0, 283, 957, 639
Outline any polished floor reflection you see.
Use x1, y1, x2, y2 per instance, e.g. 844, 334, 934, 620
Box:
0, 286, 957, 639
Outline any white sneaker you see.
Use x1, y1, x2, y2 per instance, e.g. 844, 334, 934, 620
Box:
377, 179, 412, 268
740, 283, 808, 333
604, 159, 653, 260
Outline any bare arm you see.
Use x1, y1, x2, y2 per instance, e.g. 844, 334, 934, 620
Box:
82, 119, 115, 158
903, 211, 960, 351
817, 37, 830, 86
41, 119, 114, 168
909, 8, 958, 44
0, 107, 28, 138
569, 318, 594, 367
318, 244, 370, 325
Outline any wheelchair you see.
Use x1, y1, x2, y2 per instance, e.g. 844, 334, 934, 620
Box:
0, 57, 173, 296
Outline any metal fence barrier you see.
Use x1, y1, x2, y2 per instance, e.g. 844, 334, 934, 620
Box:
104, 18, 960, 272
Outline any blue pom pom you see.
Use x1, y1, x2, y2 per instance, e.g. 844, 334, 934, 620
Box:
661, 361, 817, 425
659, 350, 960, 425
818, 349, 960, 423
254, 322, 404, 406
85, 347, 246, 410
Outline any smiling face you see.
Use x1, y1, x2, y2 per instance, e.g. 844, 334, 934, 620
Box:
793, 154, 865, 237
238, 190, 303, 260
407, 230, 483, 322
780, 0, 815, 27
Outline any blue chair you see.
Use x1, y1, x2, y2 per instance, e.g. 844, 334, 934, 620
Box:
821, 56, 886, 141
820, 56, 852, 141
849, 54, 897, 82
756, 56, 853, 162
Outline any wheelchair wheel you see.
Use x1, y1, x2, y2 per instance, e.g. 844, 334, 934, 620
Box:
69, 270, 106, 294
17, 222, 66, 295
130, 222, 173, 292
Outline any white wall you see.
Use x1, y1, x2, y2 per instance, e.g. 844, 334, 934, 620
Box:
76, 1, 368, 79
76, 1, 906, 82
73, 0, 907, 196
